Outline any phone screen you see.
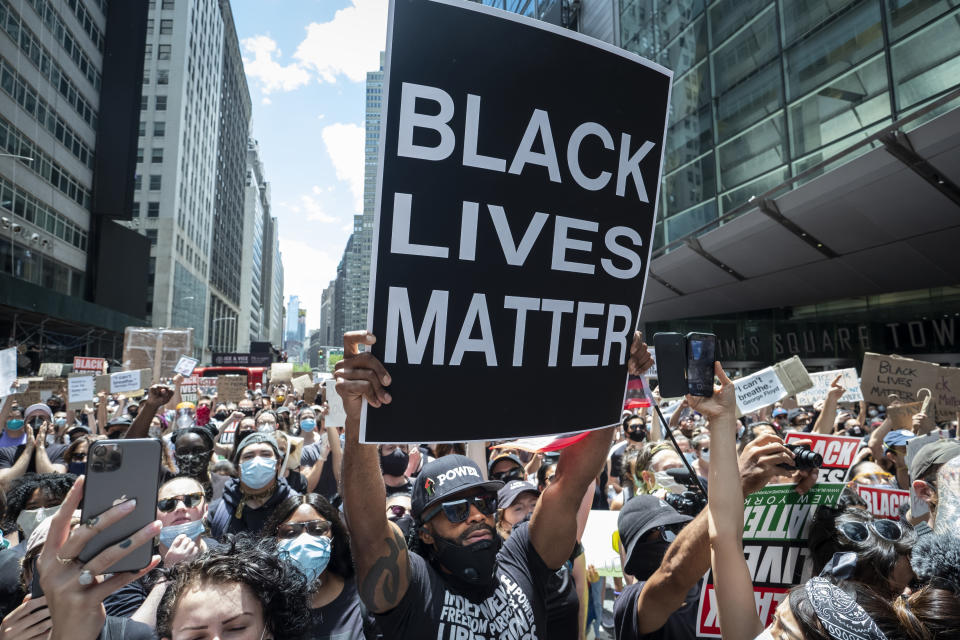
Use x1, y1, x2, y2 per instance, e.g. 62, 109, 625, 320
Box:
686, 333, 716, 397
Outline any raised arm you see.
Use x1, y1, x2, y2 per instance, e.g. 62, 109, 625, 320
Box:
0, 425, 36, 491
325, 424, 343, 488
812, 375, 843, 434
704, 362, 766, 640
125, 384, 173, 439
336, 331, 409, 614
868, 416, 894, 463
532, 331, 652, 569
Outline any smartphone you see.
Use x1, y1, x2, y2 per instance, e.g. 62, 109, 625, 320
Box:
29, 558, 44, 598
686, 332, 716, 397
78, 439, 161, 574
653, 333, 687, 398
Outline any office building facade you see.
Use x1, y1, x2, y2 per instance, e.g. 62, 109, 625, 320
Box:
239, 137, 269, 350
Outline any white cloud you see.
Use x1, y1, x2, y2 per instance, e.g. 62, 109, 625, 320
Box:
299, 192, 337, 223
278, 236, 338, 330
321, 123, 364, 211
241, 35, 311, 94
261, 97, 272, 105
294, 0, 388, 84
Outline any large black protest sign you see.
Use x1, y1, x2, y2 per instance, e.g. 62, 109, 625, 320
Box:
362, 0, 672, 443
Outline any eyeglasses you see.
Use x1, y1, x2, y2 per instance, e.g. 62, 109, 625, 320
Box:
387, 505, 407, 520
422, 493, 498, 524
277, 519, 331, 539
490, 467, 524, 482
647, 525, 678, 544
837, 519, 903, 543
157, 492, 204, 512
846, 471, 894, 487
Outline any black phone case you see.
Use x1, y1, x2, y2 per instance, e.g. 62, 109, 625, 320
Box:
653, 333, 688, 398
686, 332, 716, 397
78, 439, 161, 574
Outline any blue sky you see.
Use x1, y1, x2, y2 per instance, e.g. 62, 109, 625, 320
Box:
231, 0, 389, 330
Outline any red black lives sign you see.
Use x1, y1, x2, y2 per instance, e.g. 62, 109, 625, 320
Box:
361, 0, 672, 443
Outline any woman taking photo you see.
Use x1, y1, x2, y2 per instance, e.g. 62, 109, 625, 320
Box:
263, 493, 379, 639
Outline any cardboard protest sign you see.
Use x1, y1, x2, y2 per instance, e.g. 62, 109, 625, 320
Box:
95, 369, 152, 394
582, 510, 621, 577
857, 485, 909, 520
73, 356, 107, 374
217, 376, 247, 403
174, 356, 199, 377
0, 347, 17, 395
303, 385, 319, 405
360, 0, 671, 443
696, 483, 845, 637
933, 366, 960, 422
179, 376, 199, 403
28, 379, 63, 402
796, 368, 862, 406
38, 363, 68, 377
292, 374, 312, 394
67, 375, 95, 410
886, 401, 923, 429
325, 385, 347, 428
784, 432, 863, 483
860, 353, 939, 405
270, 363, 293, 385
122, 327, 193, 381
1, 390, 40, 409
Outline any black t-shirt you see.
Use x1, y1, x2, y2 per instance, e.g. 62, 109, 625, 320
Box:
610, 441, 629, 482
0, 543, 26, 619
544, 558, 580, 640
614, 579, 702, 640
375, 522, 555, 639
307, 577, 380, 639
301, 442, 338, 500
0, 444, 67, 471
98, 615, 154, 640
385, 478, 412, 498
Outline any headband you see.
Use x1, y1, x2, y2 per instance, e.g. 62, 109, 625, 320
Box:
807, 577, 887, 640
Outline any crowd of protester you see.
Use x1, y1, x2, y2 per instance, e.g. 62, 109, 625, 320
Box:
0, 329, 957, 640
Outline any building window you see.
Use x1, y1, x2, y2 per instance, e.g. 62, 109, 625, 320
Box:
151, 148, 164, 163
140, 95, 148, 110
139, 121, 146, 136
136, 147, 144, 163
149, 175, 162, 190
158, 44, 171, 60
157, 70, 169, 85
154, 122, 165, 136
160, 19, 173, 35
155, 95, 167, 110
147, 202, 160, 218
134, 175, 142, 190
147, 19, 154, 32
146, 229, 158, 245
145, 43, 152, 57
162, 0, 175, 8
143, 70, 150, 84
132, 201, 140, 217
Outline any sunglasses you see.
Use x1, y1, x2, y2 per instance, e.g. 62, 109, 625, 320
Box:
277, 519, 331, 539
647, 525, 679, 544
837, 519, 903, 543
490, 468, 524, 482
387, 505, 407, 520
423, 493, 498, 524
157, 492, 204, 513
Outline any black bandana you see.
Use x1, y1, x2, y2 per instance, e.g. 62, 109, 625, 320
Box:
807, 577, 887, 640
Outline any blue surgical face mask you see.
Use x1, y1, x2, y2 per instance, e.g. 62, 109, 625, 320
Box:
684, 452, 697, 465
299, 419, 316, 432
700, 450, 710, 464
6, 419, 24, 431
279, 533, 331, 583
54, 417, 67, 427
240, 456, 276, 489
158, 518, 205, 548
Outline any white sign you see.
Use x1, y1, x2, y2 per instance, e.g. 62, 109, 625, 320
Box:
645, 347, 657, 379
796, 368, 863, 406
68, 376, 95, 405
735, 368, 787, 415
325, 385, 347, 428
582, 510, 622, 577
110, 370, 142, 393
174, 355, 199, 377
0, 347, 16, 396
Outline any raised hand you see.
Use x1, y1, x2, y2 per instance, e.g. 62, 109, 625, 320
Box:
627, 331, 654, 376
334, 332, 392, 420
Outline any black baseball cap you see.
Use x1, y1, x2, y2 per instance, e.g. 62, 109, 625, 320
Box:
487, 453, 524, 475
911, 441, 960, 483
497, 480, 540, 509
618, 495, 691, 577
412, 454, 503, 521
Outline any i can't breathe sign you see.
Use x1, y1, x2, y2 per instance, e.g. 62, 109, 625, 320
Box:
362, 0, 672, 443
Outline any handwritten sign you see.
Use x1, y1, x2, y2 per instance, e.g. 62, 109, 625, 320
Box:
174, 356, 199, 377
933, 366, 960, 422
860, 353, 939, 405
73, 356, 106, 374
67, 375, 95, 409
110, 370, 143, 393
856, 485, 909, 520
217, 375, 247, 403
796, 368, 863, 406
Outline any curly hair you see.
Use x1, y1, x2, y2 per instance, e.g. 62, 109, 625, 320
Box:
2, 473, 76, 533
156, 534, 310, 640
807, 506, 916, 598
261, 493, 353, 581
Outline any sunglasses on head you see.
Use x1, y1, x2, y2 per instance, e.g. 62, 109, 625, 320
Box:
490, 467, 524, 482
157, 492, 204, 512
277, 519, 331, 539
423, 493, 498, 524
837, 519, 903, 543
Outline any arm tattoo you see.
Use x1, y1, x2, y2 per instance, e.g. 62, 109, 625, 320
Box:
935, 457, 960, 535
359, 527, 407, 612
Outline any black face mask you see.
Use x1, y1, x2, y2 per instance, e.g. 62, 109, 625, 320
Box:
240, 408, 255, 417
431, 526, 501, 592
214, 412, 229, 421
629, 540, 670, 581
626, 428, 646, 442
107, 430, 125, 440
175, 452, 211, 476
380, 448, 409, 477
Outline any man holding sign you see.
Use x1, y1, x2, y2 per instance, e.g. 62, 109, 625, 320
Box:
337, 329, 653, 639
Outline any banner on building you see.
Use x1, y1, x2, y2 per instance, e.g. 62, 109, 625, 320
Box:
361, 0, 672, 442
